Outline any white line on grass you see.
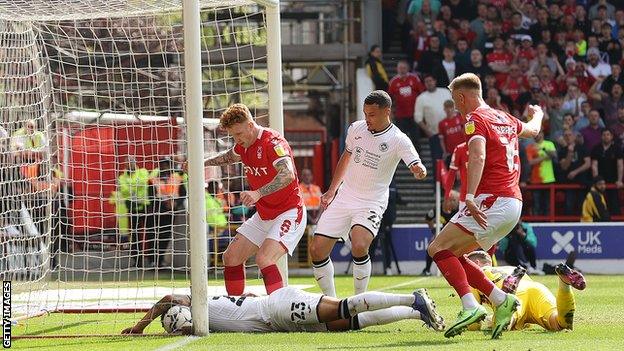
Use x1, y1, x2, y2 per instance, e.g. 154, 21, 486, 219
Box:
154, 336, 200, 351
378, 277, 428, 292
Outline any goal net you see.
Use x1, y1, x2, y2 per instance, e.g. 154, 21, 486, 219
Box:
0, 0, 275, 337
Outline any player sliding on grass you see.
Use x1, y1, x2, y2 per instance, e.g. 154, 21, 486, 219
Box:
426, 73, 544, 339
310, 90, 426, 298
201, 104, 305, 296
465, 250, 586, 332
121, 287, 444, 334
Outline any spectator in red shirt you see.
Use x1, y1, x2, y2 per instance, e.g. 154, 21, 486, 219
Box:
559, 61, 595, 95
517, 36, 536, 61
388, 60, 425, 147
537, 65, 560, 97
407, 20, 429, 69
572, 62, 596, 94
499, 64, 529, 108
487, 36, 513, 85
438, 99, 464, 164
457, 19, 477, 47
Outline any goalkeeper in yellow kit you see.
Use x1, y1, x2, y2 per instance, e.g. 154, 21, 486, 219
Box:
465, 251, 586, 331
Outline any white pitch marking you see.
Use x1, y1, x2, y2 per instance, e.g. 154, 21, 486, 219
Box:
154, 336, 200, 351
378, 277, 428, 292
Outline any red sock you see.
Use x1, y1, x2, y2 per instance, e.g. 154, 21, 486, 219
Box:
486, 244, 497, 258
433, 250, 471, 297
459, 255, 495, 296
261, 264, 283, 294
224, 264, 245, 295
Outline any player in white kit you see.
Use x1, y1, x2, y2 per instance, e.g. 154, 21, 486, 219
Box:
310, 90, 427, 297
121, 287, 444, 334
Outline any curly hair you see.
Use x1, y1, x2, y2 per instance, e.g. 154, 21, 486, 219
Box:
219, 103, 252, 129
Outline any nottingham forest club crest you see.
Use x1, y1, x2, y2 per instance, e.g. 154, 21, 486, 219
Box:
379, 142, 388, 152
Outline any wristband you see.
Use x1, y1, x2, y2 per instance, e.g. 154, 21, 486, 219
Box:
465, 194, 475, 202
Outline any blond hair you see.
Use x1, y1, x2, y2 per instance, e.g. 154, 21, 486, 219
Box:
466, 250, 492, 266
448, 73, 482, 96
219, 103, 252, 129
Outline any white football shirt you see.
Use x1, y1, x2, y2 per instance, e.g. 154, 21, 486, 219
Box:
342, 120, 421, 203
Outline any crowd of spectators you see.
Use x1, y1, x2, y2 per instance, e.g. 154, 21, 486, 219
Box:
378, 0, 624, 218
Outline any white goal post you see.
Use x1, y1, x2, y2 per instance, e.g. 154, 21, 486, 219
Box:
0, 0, 285, 338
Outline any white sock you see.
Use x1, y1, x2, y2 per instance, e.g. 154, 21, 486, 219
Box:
488, 287, 507, 307
460, 293, 480, 310
346, 291, 415, 315
355, 306, 421, 329
352, 255, 371, 295
313, 257, 337, 297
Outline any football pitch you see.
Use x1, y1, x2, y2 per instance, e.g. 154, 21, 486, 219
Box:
13, 274, 624, 351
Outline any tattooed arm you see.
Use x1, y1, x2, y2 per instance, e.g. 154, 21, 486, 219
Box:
240, 158, 295, 207
204, 148, 241, 166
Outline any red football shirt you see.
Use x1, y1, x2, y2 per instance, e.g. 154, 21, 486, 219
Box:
438, 114, 465, 154
449, 142, 468, 201
486, 51, 513, 85
234, 128, 303, 220
464, 105, 523, 200
388, 73, 425, 118
500, 77, 528, 102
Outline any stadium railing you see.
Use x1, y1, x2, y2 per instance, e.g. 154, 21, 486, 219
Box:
520, 183, 624, 222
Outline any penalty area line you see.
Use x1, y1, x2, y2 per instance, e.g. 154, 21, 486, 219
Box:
154, 335, 200, 351
378, 277, 428, 292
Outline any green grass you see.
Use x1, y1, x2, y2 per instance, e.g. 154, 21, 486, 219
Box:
13, 275, 624, 351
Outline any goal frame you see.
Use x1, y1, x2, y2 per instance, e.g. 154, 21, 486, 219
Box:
183, 0, 284, 336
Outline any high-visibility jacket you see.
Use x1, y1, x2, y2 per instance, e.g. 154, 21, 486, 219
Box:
151, 173, 184, 200
205, 191, 227, 228
108, 190, 129, 235
10, 128, 46, 151
299, 183, 322, 210
118, 168, 152, 210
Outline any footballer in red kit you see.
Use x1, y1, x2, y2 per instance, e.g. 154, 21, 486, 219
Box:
445, 142, 468, 202
233, 128, 302, 221
426, 73, 544, 340
438, 99, 465, 157
203, 104, 306, 296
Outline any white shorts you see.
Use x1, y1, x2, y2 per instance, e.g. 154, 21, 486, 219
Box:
315, 190, 385, 240
237, 206, 307, 255
262, 286, 327, 332
450, 194, 522, 250
206, 295, 273, 332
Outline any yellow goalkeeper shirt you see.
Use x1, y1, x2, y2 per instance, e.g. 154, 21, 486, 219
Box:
471, 266, 557, 330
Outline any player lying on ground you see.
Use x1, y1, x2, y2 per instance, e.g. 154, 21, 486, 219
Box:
121, 286, 444, 334
465, 250, 586, 332
427, 73, 545, 339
